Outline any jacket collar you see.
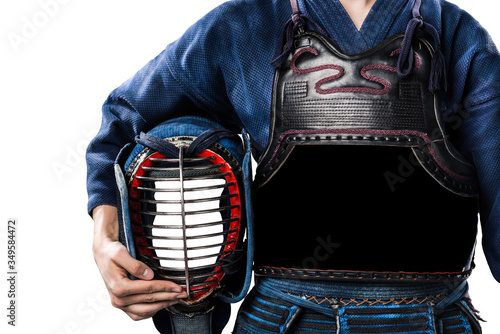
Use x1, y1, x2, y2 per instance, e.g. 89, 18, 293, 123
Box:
297, 0, 412, 54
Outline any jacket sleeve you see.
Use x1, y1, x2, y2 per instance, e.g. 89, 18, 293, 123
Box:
85, 6, 242, 215
445, 9, 500, 283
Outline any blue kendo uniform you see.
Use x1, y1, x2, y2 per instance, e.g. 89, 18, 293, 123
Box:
86, 0, 500, 333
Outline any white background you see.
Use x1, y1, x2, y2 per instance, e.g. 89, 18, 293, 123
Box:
1, 1, 499, 333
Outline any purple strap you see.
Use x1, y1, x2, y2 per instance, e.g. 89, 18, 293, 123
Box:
135, 132, 179, 158
271, 0, 328, 68
135, 129, 240, 158
397, 0, 448, 92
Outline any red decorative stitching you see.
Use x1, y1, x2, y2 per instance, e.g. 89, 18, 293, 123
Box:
291, 47, 344, 75
291, 47, 345, 88
298, 294, 443, 306
290, 47, 422, 95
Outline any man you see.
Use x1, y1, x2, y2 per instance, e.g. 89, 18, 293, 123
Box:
87, 0, 499, 332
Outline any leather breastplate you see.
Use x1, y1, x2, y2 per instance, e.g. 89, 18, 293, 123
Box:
256, 31, 478, 197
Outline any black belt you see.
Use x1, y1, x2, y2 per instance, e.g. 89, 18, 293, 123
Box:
255, 266, 473, 282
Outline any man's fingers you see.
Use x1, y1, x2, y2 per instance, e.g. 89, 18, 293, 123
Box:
111, 291, 188, 308
91, 206, 186, 321
122, 301, 179, 321
108, 245, 181, 291
111, 246, 154, 280
109, 276, 184, 298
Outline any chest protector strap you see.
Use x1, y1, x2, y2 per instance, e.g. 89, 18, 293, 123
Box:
256, 0, 478, 197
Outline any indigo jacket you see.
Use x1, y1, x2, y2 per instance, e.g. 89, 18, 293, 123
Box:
86, 0, 500, 283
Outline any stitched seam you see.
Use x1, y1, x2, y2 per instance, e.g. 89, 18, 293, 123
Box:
108, 93, 149, 126
297, 295, 444, 307
464, 94, 500, 110
165, 56, 223, 115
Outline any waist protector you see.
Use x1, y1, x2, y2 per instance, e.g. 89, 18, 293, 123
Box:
256, 31, 478, 197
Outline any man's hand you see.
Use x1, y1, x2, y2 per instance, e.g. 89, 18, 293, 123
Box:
92, 205, 187, 321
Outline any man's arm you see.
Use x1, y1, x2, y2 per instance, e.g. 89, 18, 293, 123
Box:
447, 10, 500, 282
92, 205, 187, 321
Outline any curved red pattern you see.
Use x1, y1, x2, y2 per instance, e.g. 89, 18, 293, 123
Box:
291, 47, 345, 77
290, 46, 421, 95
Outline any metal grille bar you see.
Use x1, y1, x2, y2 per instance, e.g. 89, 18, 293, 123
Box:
134, 183, 235, 193
132, 217, 238, 230
178, 147, 191, 299
139, 240, 235, 252
149, 156, 215, 163
136, 173, 231, 182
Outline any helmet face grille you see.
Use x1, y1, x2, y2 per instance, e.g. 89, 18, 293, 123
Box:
128, 145, 242, 303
